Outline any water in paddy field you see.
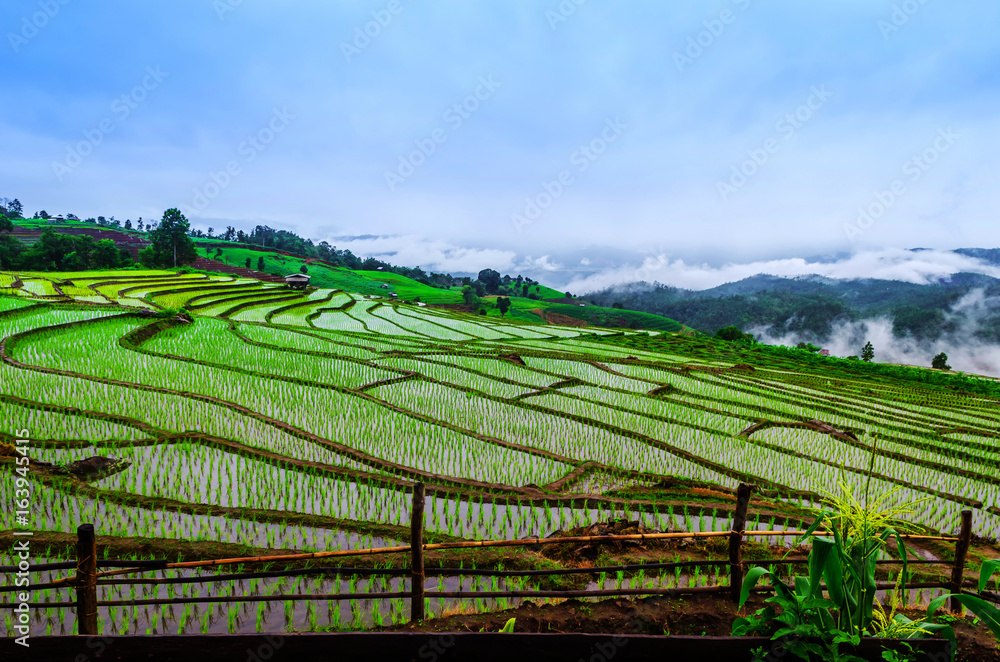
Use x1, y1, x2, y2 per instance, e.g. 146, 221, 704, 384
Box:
0, 477, 404, 552
0, 558, 535, 635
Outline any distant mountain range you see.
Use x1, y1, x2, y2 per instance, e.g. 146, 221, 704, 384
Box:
583, 251, 1000, 343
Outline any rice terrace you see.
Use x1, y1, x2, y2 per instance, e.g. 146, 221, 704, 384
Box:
2, 249, 1000, 659
6, 3, 1000, 658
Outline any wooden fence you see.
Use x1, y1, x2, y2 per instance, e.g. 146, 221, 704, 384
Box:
1, 482, 986, 637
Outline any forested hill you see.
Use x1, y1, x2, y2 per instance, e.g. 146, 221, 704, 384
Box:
583, 271, 1000, 342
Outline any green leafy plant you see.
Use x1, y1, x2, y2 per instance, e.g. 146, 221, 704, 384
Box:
735, 450, 1000, 661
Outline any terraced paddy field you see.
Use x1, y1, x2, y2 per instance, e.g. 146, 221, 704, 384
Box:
1, 270, 999, 637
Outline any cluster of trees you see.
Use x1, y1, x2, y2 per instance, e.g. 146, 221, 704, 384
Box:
0, 198, 23, 219
473, 269, 544, 297
189, 224, 460, 288
83, 215, 153, 231
0, 220, 133, 271
714, 326, 756, 343
0, 204, 195, 271
460, 269, 545, 314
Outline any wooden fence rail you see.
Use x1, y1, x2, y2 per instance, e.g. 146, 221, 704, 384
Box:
0, 483, 977, 636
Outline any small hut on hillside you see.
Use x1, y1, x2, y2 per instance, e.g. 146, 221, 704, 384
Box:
284, 273, 311, 290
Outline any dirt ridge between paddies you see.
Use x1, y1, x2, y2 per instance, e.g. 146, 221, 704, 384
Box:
0, 311, 815, 528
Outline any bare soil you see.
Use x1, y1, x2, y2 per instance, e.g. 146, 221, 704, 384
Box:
388, 592, 1000, 661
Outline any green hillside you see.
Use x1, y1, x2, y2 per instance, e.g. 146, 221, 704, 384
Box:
197, 246, 687, 331
197, 246, 463, 303
543, 303, 685, 332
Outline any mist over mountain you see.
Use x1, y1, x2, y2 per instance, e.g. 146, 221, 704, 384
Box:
583, 249, 1000, 377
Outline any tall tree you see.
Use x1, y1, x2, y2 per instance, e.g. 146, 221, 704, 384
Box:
0, 233, 22, 269
140, 208, 197, 267
461, 284, 478, 307
496, 296, 511, 317
91, 239, 124, 268
931, 352, 950, 370
477, 268, 501, 294
861, 341, 875, 363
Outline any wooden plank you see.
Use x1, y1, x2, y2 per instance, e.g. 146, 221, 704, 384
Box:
729, 482, 752, 601
0, 633, 953, 662
410, 482, 426, 623
950, 509, 973, 613
75, 523, 98, 636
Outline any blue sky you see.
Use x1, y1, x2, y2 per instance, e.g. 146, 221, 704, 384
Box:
3, 1, 999, 288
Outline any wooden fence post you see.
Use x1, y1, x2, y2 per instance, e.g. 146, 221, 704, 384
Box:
949, 510, 973, 613
729, 483, 753, 602
75, 523, 98, 636
410, 482, 426, 623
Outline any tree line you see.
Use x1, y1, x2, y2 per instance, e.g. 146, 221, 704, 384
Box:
1, 202, 549, 297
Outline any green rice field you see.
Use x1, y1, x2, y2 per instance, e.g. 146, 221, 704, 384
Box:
2, 270, 999, 636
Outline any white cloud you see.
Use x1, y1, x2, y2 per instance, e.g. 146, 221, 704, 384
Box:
326, 234, 516, 274
752, 289, 1000, 378
566, 248, 1000, 293
521, 255, 563, 272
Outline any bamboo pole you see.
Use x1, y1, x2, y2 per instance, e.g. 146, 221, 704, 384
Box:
0, 581, 957, 611
48, 529, 959, 586
5, 556, 953, 595
49, 530, 732, 584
